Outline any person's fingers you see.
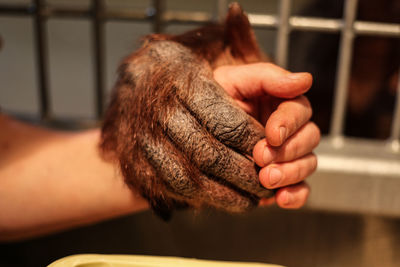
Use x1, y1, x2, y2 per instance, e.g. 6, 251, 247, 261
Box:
274, 122, 320, 163
259, 182, 310, 209
275, 182, 310, 209
139, 132, 257, 212
214, 63, 313, 100
253, 122, 320, 166
259, 197, 275, 206
162, 105, 273, 199
258, 153, 317, 189
265, 95, 313, 147
177, 74, 266, 156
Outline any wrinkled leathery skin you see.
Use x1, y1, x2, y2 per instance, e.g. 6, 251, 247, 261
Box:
164, 106, 270, 199
141, 133, 257, 213
101, 3, 273, 219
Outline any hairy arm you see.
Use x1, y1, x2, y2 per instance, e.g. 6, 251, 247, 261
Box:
0, 114, 148, 242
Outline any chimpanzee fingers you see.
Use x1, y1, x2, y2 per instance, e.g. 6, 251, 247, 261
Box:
140, 133, 257, 212
177, 76, 265, 156
162, 105, 273, 199
199, 176, 258, 212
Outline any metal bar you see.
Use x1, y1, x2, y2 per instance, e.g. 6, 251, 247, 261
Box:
33, 0, 50, 120
1, 4, 400, 37
354, 21, 400, 37
0, 4, 33, 15
276, 0, 291, 68
290, 16, 342, 32
216, 0, 227, 22
109, 10, 211, 24
152, 0, 165, 33
389, 70, 400, 151
329, 0, 358, 140
106, 9, 150, 21
92, 0, 105, 118
46, 7, 90, 18
163, 11, 212, 24
248, 13, 277, 28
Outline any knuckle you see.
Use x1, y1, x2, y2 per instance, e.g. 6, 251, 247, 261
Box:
294, 96, 312, 121
287, 184, 310, 209
295, 164, 303, 183
262, 62, 275, 69
310, 154, 318, 173
312, 123, 321, 146
303, 98, 313, 119
299, 95, 311, 108
299, 184, 310, 207
215, 116, 250, 147
289, 139, 301, 160
172, 176, 197, 196
197, 142, 225, 170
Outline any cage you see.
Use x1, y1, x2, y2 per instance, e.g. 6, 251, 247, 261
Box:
0, 0, 400, 266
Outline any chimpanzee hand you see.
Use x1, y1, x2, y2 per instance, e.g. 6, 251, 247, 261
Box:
101, 2, 320, 219
215, 63, 320, 209
101, 40, 274, 219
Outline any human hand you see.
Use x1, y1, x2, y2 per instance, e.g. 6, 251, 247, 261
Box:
214, 63, 320, 209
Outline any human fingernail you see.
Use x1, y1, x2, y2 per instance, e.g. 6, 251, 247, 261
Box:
279, 127, 287, 144
263, 147, 275, 165
283, 191, 293, 205
268, 168, 282, 186
287, 72, 304, 80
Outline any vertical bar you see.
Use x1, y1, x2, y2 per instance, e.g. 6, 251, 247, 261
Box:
276, 0, 291, 69
390, 69, 400, 150
153, 0, 165, 33
92, 0, 105, 118
330, 0, 358, 138
216, 0, 227, 22
33, 0, 50, 120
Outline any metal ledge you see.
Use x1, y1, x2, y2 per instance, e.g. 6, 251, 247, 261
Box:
307, 137, 400, 217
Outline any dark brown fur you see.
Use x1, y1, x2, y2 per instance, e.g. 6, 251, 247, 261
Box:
100, 3, 272, 219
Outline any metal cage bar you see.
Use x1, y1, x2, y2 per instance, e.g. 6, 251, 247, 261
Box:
2, 4, 399, 35
390, 70, 400, 151
153, 0, 165, 33
0, 0, 399, 132
92, 0, 105, 118
217, 0, 228, 22
33, 0, 50, 120
329, 0, 358, 141
276, 0, 291, 68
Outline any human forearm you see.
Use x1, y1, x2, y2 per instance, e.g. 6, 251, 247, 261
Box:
0, 115, 148, 241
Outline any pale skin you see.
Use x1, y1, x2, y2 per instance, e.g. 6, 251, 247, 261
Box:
215, 63, 319, 208
0, 63, 319, 242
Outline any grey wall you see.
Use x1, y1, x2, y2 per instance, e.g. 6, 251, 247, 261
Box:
0, 0, 285, 120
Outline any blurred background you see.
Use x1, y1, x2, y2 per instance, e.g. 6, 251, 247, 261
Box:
0, 0, 399, 266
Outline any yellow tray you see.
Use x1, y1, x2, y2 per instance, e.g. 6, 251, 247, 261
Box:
48, 254, 284, 267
